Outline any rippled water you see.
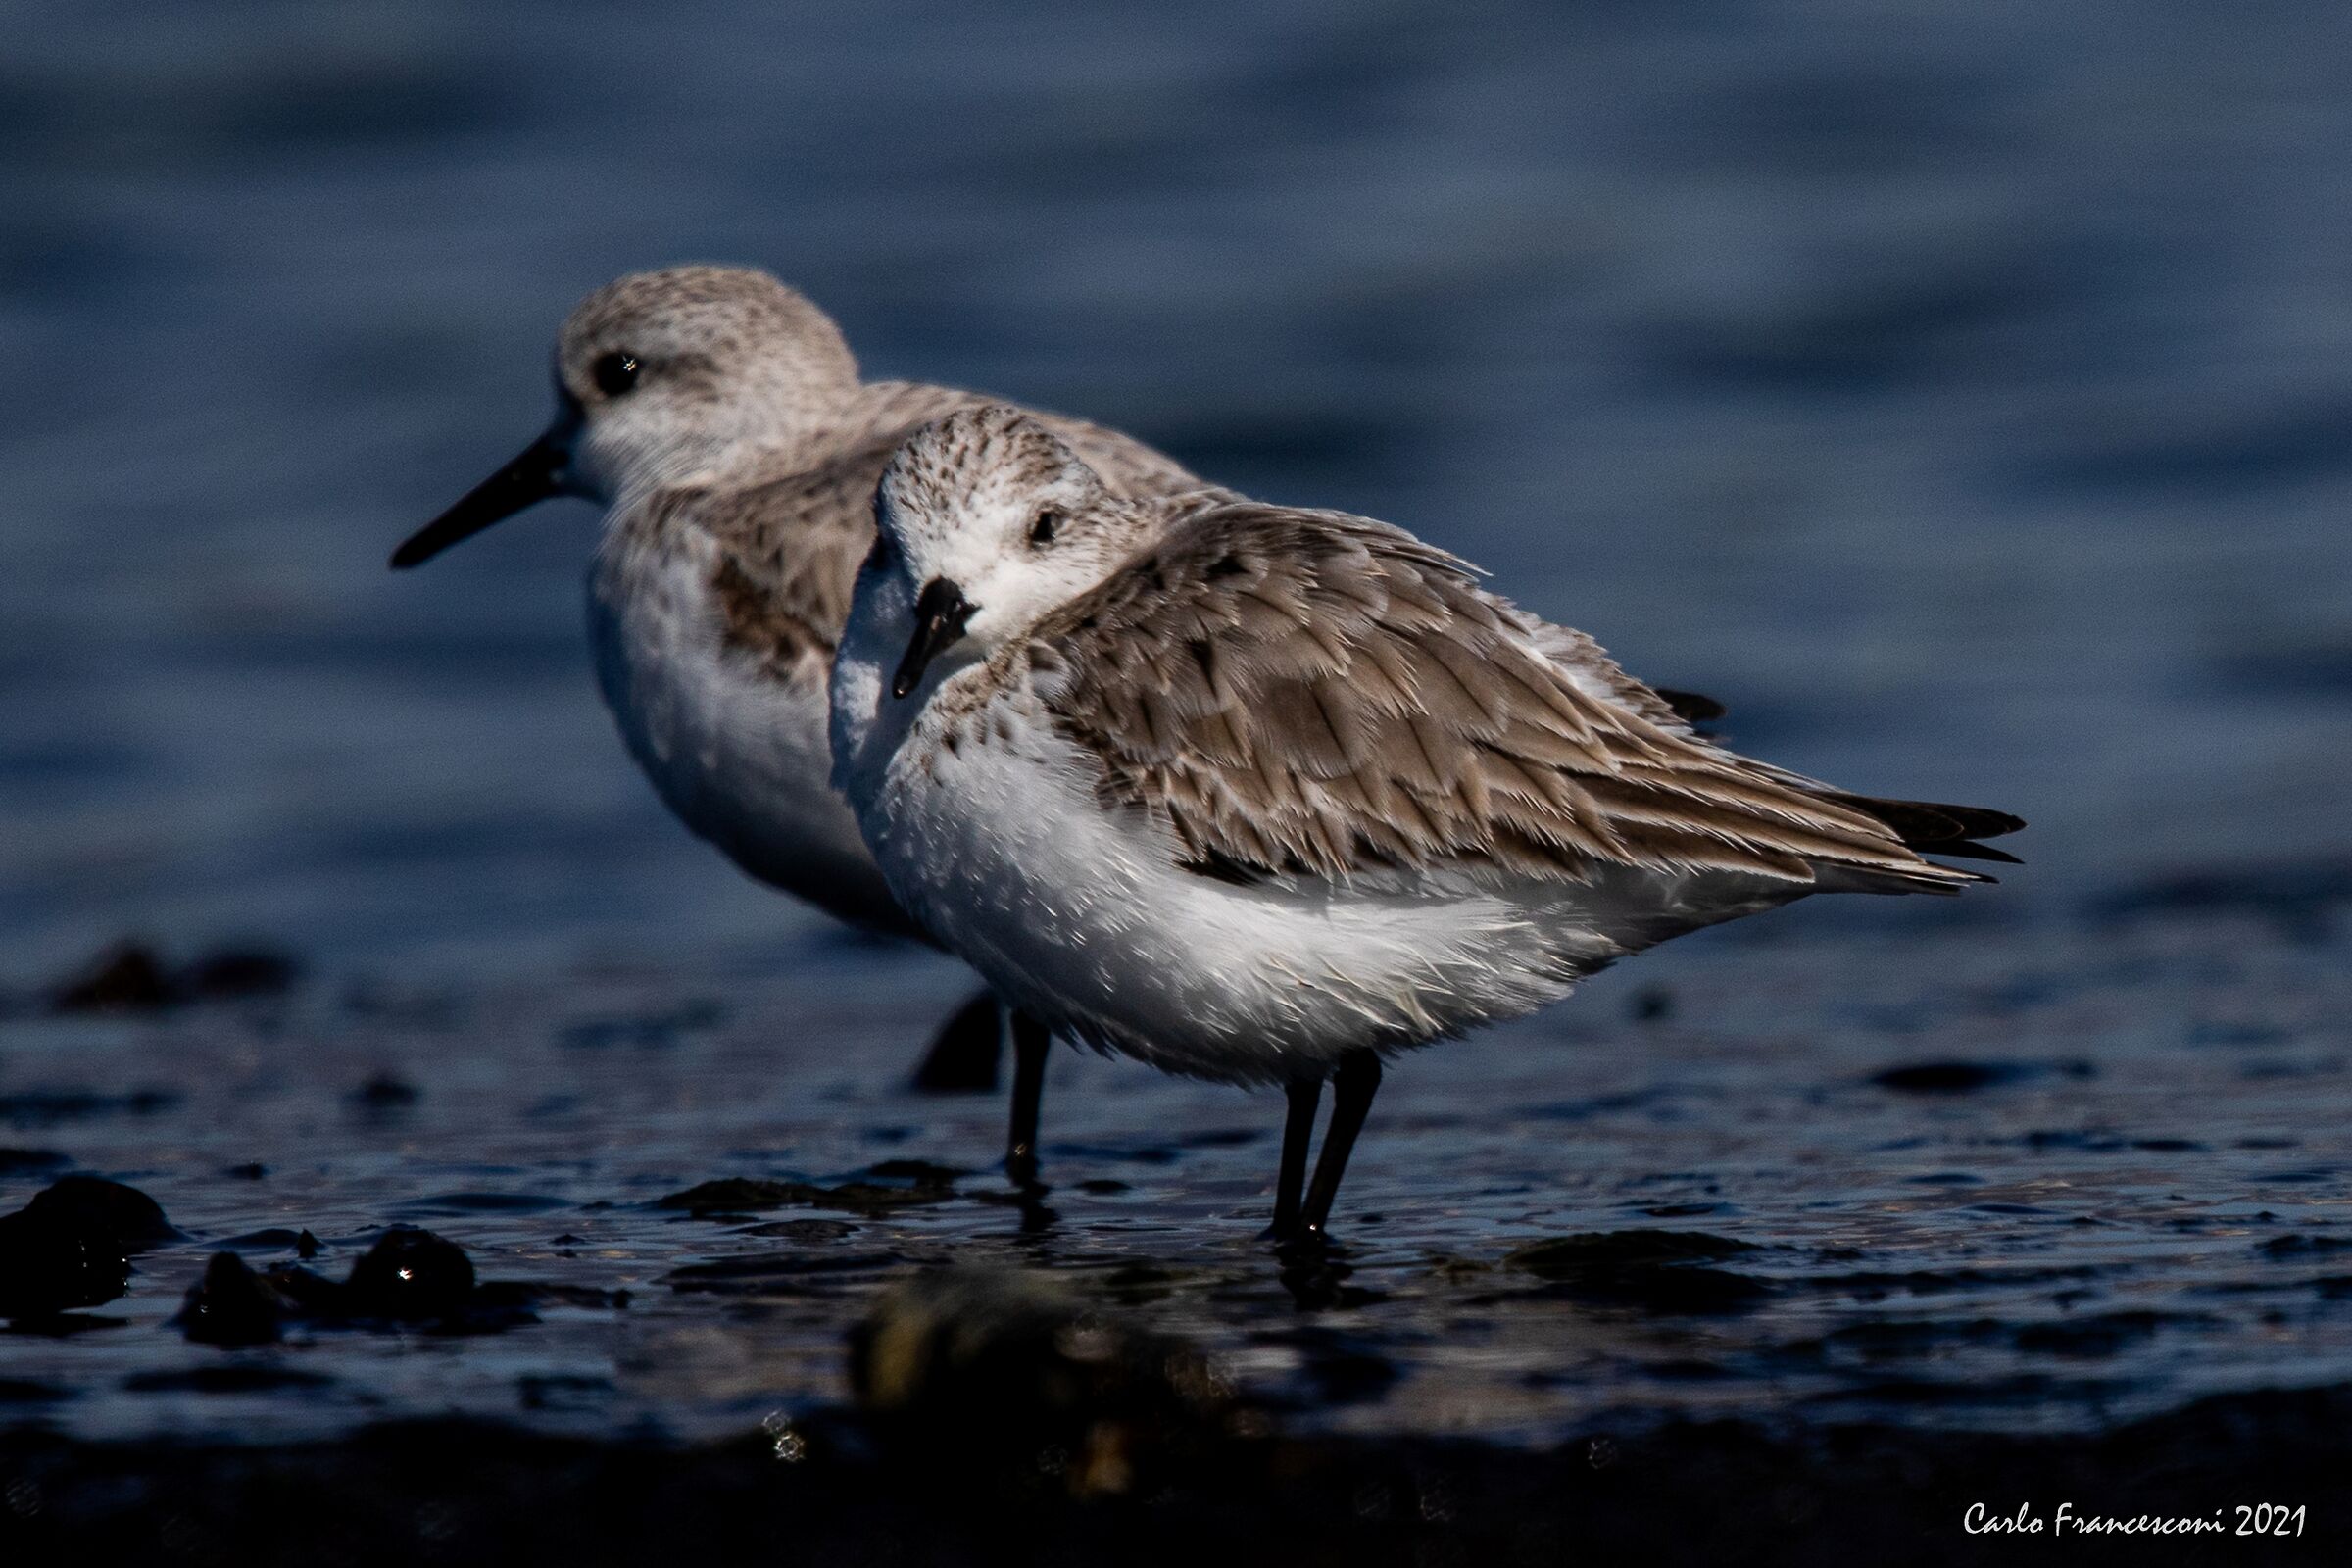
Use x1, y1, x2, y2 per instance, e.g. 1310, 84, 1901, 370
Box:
4, 900, 2347, 1446
4, 0, 2351, 1447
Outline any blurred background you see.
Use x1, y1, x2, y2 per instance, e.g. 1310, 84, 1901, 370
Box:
6, 1, 2352, 1468
8, 0, 2348, 982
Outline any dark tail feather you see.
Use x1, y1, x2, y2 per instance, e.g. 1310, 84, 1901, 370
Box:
1652, 687, 1727, 724
1823, 793, 2027, 861
1933, 839, 2023, 865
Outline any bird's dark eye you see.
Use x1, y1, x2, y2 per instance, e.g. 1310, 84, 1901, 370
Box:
1028, 508, 1062, 547
592, 351, 641, 397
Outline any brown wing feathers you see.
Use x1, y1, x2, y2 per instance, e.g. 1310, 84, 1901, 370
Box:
1034, 505, 2000, 892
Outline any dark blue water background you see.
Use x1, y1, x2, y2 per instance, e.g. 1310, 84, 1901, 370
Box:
2, 0, 2349, 1444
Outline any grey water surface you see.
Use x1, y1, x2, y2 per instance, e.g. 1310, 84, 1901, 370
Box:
3, 0, 2350, 1446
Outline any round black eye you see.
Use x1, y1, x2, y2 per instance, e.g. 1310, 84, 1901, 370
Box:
592, 351, 640, 397
1029, 508, 1062, 547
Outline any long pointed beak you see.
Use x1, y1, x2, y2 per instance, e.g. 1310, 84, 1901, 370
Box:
892, 577, 976, 699
390, 426, 576, 568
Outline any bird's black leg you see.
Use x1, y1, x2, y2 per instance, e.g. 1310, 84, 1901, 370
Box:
1298, 1051, 1382, 1239
1004, 1010, 1050, 1190
1266, 1075, 1322, 1239
909, 989, 1004, 1092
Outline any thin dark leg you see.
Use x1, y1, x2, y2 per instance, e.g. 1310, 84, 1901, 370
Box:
1298, 1052, 1382, 1239
1004, 1010, 1050, 1189
1267, 1076, 1322, 1238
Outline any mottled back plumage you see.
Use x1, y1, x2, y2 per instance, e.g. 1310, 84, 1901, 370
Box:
1015, 500, 2008, 894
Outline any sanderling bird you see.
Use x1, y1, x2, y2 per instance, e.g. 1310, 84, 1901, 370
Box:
391, 267, 1205, 1182
830, 405, 2024, 1239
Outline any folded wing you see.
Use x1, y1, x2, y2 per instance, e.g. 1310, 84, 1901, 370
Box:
1029, 502, 2017, 893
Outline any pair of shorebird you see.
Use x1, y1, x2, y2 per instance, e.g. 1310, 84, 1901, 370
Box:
396, 266, 2022, 1241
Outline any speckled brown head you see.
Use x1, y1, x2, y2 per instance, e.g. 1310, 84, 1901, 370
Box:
391, 266, 862, 568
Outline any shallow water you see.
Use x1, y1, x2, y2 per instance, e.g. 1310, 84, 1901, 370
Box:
4, 899, 2347, 1446
3, 0, 2351, 1448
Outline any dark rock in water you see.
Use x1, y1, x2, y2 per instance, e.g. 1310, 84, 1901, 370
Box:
184, 949, 300, 999
173, 1252, 289, 1346
1872, 1062, 2097, 1100
909, 992, 1003, 1092
1509, 1230, 1757, 1274
1630, 984, 1675, 1022
1505, 1230, 1769, 1313
659, 1169, 959, 1217
217, 1227, 313, 1250
0, 1176, 177, 1318
2259, 1233, 2352, 1259
0, 1208, 128, 1318
40, 941, 300, 1012
1870, 1060, 2017, 1093
46, 942, 179, 1012
237, 1234, 543, 1337
24, 1174, 182, 1250
222, 1231, 527, 1336
352, 1073, 420, 1109
345, 1226, 476, 1318
802, 1174, 963, 1213
657, 1177, 800, 1214
222, 1161, 270, 1180
258, 1263, 349, 1317
864, 1158, 963, 1187
850, 1265, 1249, 1498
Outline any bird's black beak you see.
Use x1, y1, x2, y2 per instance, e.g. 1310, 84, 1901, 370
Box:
390, 424, 576, 569
892, 577, 976, 699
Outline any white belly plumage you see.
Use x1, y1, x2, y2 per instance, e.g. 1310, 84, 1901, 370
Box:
588, 540, 917, 939
840, 667, 1796, 1086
